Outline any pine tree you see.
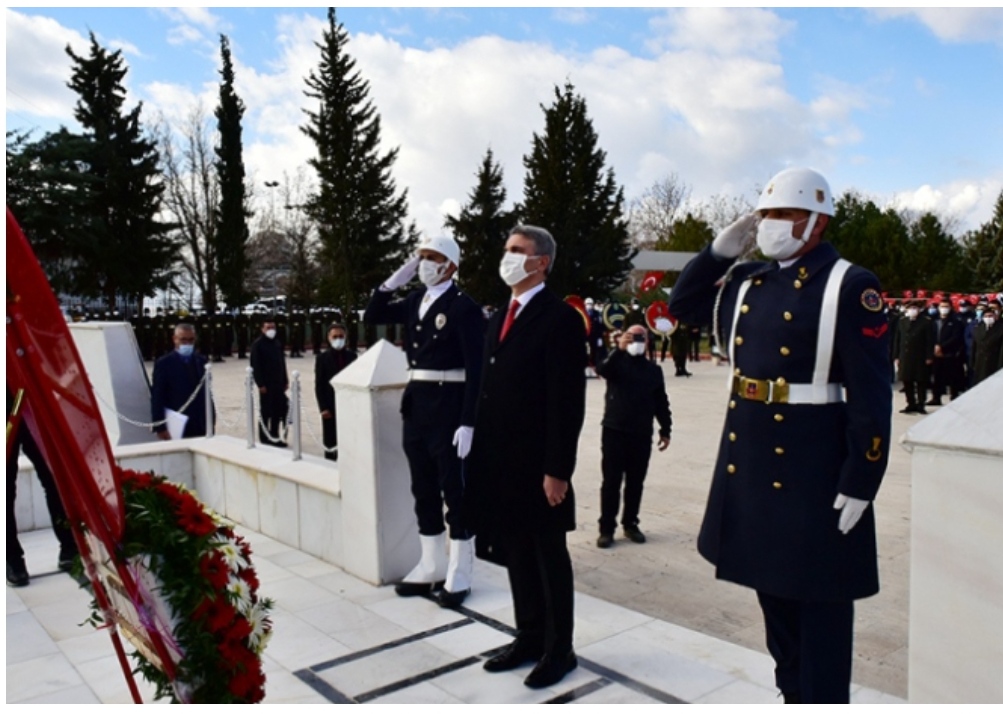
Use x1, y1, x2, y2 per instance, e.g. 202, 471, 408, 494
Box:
518, 82, 635, 300
214, 34, 252, 310
301, 8, 416, 314
65, 33, 177, 310
962, 190, 1003, 291
444, 149, 514, 308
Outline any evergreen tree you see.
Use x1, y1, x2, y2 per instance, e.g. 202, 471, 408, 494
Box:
444, 149, 514, 308
907, 212, 967, 291
65, 33, 177, 310
301, 8, 416, 314
518, 83, 635, 300
827, 192, 911, 291
962, 190, 1003, 291
214, 34, 252, 310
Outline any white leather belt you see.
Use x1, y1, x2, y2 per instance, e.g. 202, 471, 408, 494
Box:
409, 369, 466, 383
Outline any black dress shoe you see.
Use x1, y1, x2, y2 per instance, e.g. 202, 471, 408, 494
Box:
623, 526, 646, 544
926, 399, 942, 406
524, 651, 578, 689
7, 561, 29, 588
596, 533, 613, 549
58, 547, 78, 573
483, 640, 544, 672
394, 580, 444, 597
899, 406, 916, 414
434, 587, 470, 609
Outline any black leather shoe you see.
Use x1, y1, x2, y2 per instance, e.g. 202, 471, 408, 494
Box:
483, 640, 544, 672
7, 561, 29, 587
899, 407, 916, 414
926, 399, 942, 406
435, 587, 470, 609
394, 580, 444, 597
58, 547, 78, 573
524, 651, 578, 689
623, 526, 646, 544
596, 533, 613, 549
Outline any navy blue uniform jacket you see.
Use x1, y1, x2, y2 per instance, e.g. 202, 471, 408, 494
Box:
151, 350, 211, 438
365, 283, 484, 427
669, 243, 892, 602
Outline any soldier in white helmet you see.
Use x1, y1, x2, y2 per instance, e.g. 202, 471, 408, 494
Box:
669, 168, 892, 703
365, 235, 485, 608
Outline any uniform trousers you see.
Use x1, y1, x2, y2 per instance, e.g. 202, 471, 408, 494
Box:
599, 427, 652, 534
902, 379, 928, 410
402, 410, 467, 540
757, 591, 854, 703
504, 526, 574, 656
7, 426, 77, 563
321, 412, 339, 461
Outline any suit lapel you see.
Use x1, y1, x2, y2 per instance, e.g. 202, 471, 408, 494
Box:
492, 288, 552, 353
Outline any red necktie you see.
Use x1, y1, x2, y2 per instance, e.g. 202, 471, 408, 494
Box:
500, 300, 519, 341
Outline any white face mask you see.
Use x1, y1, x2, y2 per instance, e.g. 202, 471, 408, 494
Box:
418, 259, 448, 287
626, 342, 646, 357
330, 337, 346, 349
906, 308, 919, 319
984, 317, 997, 327
177, 344, 194, 357
265, 329, 277, 340
499, 251, 537, 286
939, 307, 950, 317
756, 218, 809, 260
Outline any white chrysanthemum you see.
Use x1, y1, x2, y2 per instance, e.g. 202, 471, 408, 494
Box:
215, 540, 249, 572
247, 603, 271, 652
227, 575, 253, 612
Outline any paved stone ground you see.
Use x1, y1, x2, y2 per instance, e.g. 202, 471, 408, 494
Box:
196, 347, 917, 699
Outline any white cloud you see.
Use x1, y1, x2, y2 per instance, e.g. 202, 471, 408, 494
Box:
888, 177, 1003, 232
553, 8, 594, 27
870, 8, 1003, 45
646, 7, 794, 59
167, 24, 205, 46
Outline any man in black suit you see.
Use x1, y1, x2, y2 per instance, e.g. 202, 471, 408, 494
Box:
249, 320, 289, 447
467, 225, 587, 689
365, 235, 484, 608
151, 323, 211, 439
314, 322, 358, 461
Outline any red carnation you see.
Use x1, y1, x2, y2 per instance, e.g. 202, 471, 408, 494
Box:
177, 499, 217, 537
193, 597, 237, 633
199, 552, 230, 590
238, 568, 260, 591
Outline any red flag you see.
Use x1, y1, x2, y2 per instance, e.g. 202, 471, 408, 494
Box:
639, 271, 665, 293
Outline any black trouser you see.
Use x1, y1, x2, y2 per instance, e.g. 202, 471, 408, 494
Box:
402, 415, 468, 540
259, 389, 287, 446
902, 379, 928, 409
757, 592, 854, 703
321, 411, 338, 461
599, 427, 652, 534
931, 356, 962, 400
7, 425, 78, 564
504, 527, 574, 657
672, 351, 688, 375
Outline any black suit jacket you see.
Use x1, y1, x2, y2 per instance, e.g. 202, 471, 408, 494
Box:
150, 350, 211, 438
467, 287, 587, 536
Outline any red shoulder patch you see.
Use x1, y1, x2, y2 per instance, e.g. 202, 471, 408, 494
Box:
862, 323, 888, 339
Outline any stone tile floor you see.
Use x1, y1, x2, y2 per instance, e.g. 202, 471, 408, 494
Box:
7, 526, 904, 704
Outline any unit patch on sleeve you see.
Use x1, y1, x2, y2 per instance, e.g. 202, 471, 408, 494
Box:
860, 288, 884, 313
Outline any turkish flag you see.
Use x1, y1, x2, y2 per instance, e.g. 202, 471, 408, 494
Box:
639, 271, 665, 293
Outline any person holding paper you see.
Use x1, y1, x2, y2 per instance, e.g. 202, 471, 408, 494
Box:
151, 323, 212, 439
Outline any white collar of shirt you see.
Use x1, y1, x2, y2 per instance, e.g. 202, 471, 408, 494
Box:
509, 282, 546, 318
419, 279, 453, 319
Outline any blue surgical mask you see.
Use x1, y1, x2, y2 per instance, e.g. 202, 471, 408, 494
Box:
178, 344, 194, 357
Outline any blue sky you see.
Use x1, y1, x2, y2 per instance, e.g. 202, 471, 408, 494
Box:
6, 6, 1003, 236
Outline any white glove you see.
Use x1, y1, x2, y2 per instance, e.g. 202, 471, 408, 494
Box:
833, 493, 870, 534
711, 212, 759, 259
382, 256, 420, 291
452, 426, 474, 460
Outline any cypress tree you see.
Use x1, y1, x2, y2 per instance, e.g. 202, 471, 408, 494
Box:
444, 149, 514, 308
65, 33, 176, 311
301, 8, 417, 315
518, 82, 635, 300
214, 34, 252, 310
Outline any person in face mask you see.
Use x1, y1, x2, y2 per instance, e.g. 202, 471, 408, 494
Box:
466, 225, 587, 690
893, 301, 936, 413
364, 235, 484, 609
668, 167, 893, 703
250, 320, 290, 447
971, 305, 1003, 385
594, 325, 672, 549
151, 323, 213, 439
928, 299, 966, 405
314, 323, 358, 461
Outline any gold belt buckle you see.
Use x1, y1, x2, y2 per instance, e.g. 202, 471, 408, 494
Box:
733, 376, 789, 404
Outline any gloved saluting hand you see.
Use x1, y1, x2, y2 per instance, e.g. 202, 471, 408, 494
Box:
833, 493, 870, 534
382, 255, 421, 291
711, 212, 760, 259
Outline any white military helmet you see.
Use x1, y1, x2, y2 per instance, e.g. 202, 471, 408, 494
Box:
757, 167, 835, 217
417, 235, 461, 267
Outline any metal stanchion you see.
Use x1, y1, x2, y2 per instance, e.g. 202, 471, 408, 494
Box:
290, 371, 302, 461
205, 363, 214, 438
245, 367, 256, 449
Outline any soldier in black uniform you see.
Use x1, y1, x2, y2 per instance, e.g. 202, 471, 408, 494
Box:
669, 167, 892, 704
365, 235, 484, 608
